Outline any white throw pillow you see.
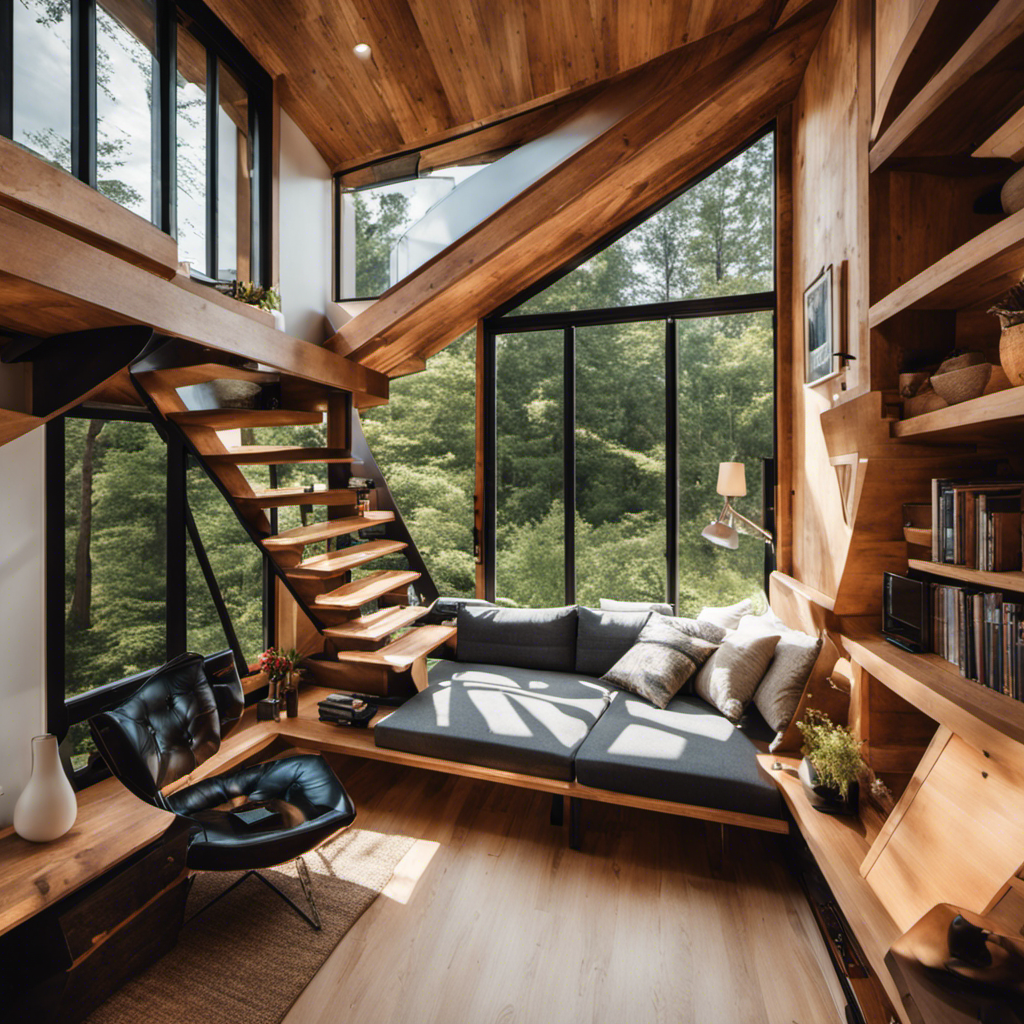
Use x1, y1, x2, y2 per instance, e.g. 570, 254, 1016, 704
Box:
698, 598, 754, 630
693, 630, 781, 721
600, 598, 674, 616
738, 614, 822, 745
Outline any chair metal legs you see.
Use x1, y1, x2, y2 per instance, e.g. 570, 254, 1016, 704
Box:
186, 857, 322, 931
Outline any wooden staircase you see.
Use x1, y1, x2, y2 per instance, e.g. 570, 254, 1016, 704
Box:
130, 340, 451, 700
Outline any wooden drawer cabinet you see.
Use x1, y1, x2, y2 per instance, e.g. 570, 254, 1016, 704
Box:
0, 823, 190, 1024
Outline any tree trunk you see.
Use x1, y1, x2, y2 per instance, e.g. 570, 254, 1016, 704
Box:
67, 420, 105, 630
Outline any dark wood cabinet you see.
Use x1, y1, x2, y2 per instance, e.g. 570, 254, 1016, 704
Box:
0, 823, 190, 1024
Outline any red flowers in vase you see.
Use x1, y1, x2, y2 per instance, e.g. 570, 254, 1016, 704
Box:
258, 647, 301, 686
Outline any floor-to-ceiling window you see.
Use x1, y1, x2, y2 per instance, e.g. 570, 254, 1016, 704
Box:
483, 128, 776, 612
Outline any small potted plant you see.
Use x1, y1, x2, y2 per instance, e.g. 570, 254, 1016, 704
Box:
796, 709, 865, 815
258, 647, 302, 719
218, 279, 285, 331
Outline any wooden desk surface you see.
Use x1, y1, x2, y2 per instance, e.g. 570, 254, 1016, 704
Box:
0, 703, 282, 938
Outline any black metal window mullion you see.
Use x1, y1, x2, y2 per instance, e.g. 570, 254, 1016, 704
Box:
482, 326, 497, 604
205, 46, 218, 279
153, 0, 176, 235
0, 0, 13, 138
45, 419, 69, 740
665, 318, 679, 613
563, 325, 576, 606
166, 432, 187, 659
71, 0, 97, 188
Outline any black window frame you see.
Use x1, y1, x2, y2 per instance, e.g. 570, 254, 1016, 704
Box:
46, 403, 270, 789
480, 123, 779, 609
0, 0, 272, 284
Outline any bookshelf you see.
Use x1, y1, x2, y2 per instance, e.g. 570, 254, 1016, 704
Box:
907, 556, 1024, 592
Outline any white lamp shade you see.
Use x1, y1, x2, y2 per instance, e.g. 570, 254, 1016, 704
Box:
716, 461, 746, 497
701, 520, 739, 549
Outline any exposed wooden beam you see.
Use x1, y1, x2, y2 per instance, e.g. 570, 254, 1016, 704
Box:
0, 136, 178, 280
326, 6, 830, 375
0, 206, 388, 401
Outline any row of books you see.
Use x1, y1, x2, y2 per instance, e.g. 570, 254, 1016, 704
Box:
928, 580, 1024, 700
931, 477, 1023, 571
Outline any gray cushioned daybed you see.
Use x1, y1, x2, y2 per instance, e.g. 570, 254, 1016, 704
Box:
374, 604, 786, 829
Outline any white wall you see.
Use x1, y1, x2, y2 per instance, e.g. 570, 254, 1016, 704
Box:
0, 425, 46, 827
278, 109, 333, 345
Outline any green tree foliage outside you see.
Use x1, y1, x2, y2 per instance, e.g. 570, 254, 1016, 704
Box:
360, 135, 776, 614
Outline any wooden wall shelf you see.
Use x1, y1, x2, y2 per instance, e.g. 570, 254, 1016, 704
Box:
843, 633, 1024, 761
869, 0, 1024, 171
890, 387, 1024, 442
907, 557, 1024, 593
870, 206, 1024, 327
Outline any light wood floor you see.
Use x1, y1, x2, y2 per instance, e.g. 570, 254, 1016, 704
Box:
285, 756, 845, 1024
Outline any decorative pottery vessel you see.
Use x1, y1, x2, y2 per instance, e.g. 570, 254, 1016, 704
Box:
929, 363, 992, 405
1000, 323, 1024, 386
798, 756, 859, 816
13, 734, 77, 843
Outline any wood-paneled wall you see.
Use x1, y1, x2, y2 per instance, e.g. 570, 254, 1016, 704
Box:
789, 0, 872, 601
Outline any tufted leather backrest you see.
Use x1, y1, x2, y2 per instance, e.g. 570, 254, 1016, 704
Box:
90, 652, 223, 806
202, 649, 245, 740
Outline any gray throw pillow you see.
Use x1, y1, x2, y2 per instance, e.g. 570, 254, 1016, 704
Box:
599, 598, 674, 616
575, 607, 651, 677
456, 605, 578, 673
601, 613, 724, 709
738, 615, 822, 741
693, 631, 780, 721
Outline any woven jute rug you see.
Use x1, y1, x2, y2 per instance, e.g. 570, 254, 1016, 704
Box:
85, 828, 416, 1024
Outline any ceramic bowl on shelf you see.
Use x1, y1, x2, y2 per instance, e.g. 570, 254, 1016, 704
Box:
929, 362, 992, 405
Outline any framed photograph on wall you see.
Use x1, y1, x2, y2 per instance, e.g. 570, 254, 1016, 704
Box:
804, 265, 834, 384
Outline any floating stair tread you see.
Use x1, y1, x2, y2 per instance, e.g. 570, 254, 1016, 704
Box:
168, 409, 323, 429
323, 603, 431, 642
235, 487, 358, 509
207, 446, 356, 465
334, 625, 457, 669
154, 363, 279, 388
314, 569, 420, 610
287, 539, 408, 579
261, 511, 394, 550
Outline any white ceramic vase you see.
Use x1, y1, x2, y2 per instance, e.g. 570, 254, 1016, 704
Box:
13, 734, 77, 842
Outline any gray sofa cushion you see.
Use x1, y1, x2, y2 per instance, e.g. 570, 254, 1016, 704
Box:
456, 605, 578, 672
575, 606, 650, 678
374, 660, 613, 781
574, 692, 784, 820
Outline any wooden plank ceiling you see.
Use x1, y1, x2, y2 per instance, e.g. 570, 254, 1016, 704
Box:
203, 0, 772, 170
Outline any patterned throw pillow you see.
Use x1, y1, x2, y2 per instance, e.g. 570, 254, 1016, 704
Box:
601, 613, 725, 709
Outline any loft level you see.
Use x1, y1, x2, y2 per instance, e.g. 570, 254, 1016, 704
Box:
869, 0, 1024, 170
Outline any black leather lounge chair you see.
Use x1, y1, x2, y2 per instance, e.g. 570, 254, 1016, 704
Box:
89, 650, 355, 929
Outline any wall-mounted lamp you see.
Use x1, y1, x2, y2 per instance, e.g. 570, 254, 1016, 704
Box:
701, 462, 774, 550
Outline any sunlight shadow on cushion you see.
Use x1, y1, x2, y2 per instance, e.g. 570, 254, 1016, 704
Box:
468, 689, 534, 737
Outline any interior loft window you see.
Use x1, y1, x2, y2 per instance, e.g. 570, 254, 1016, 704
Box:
96, 0, 156, 219
508, 132, 775, 316
337, 164, 487, 300
4, 1, 270, 282
482, 128, 776, 611
11, 0, 72, 171
361, 330, 477, 598
176, 22, 208, 273
216, 59, 250, 280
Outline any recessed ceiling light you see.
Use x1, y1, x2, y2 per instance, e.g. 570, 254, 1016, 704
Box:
353, 43, 372, 61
